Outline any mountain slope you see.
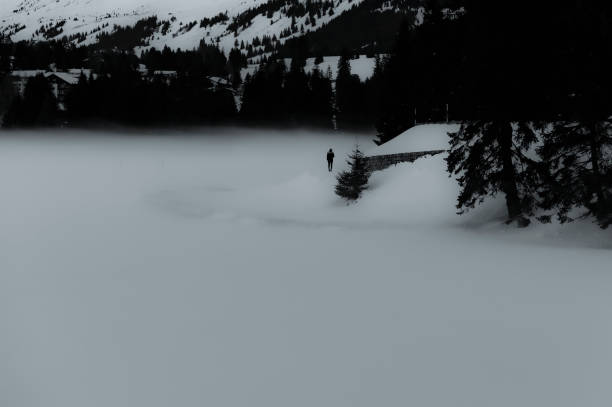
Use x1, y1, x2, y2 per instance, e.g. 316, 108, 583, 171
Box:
1, 0, 370, 53
1, 0, 263, 48
1, 0, 464, 59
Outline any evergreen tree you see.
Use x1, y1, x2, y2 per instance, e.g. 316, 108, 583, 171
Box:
307, 68, 334, 127
335, 146, 370, 201
337, 51, 351, 84
335, 50, 369, 129
240, 61, 287, 123
335, 51, 353, 104
538, 120, 612, 228
424, 0, 444, 26
443, 0, 566, 227
228, 47, 247, 87
536, 1, 612, 228
0, 74, 16, 119
284, 53, 311, 124
447, 121, 539, 226
374, 11, 454, 144
373, 20, 417, 144
2, 95, 23, 128
3, 74, 58, 127
64, 73, 90, 121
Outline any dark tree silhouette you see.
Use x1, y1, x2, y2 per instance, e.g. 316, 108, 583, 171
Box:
335, 51, 369, 129
3, 74, 58, 127
539, 120, 612, 228
447, 122, 539, 227
335, 146, 370, 201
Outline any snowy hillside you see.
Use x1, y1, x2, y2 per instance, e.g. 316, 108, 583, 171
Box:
0, 0, 247, 40
0, 0, 369, 53
0, 0, 460, 57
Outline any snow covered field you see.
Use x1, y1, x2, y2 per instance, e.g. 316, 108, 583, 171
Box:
1, 126, 611, 407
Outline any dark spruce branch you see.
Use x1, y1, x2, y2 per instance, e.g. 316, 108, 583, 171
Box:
538, 120, 612, 229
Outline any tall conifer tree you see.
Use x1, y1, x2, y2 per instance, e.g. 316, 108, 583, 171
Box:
447, 122, 539, 226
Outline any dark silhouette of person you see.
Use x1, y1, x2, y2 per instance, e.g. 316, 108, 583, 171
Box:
327, 148, 335, 172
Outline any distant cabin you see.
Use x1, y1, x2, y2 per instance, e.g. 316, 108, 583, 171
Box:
46, 72, 80, 102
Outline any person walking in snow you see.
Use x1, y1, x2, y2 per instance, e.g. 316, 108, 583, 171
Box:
327, 148, 335, 172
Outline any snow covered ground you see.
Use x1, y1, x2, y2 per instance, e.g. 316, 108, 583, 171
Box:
1, 126, 611, 407
242, 55, 378, 82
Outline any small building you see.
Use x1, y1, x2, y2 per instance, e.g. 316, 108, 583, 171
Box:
209, 76, 231, 89
150, 70, 177, 84
46, 72, 80, 102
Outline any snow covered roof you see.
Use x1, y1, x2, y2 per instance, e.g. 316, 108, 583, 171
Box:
209, 76, 230, 86
152, 70, 177, 77
11, 69, 93, 84
10, 70, 47, 78
47, 72, 80, 85
68, 68, 93, 76
369, 124, 460, 156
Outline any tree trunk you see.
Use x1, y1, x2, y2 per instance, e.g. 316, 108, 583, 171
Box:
497, 121, 524, 222
588, 122, 607, 213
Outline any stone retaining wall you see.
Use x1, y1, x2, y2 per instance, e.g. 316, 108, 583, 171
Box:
364, 150, 446, 172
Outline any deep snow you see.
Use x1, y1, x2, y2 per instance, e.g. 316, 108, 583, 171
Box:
1, 126, 611, 407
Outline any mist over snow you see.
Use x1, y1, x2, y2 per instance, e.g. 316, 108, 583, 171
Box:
1, 126, 611, 407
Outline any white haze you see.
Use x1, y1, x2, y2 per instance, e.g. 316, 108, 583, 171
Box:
1, 127, 612, 407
